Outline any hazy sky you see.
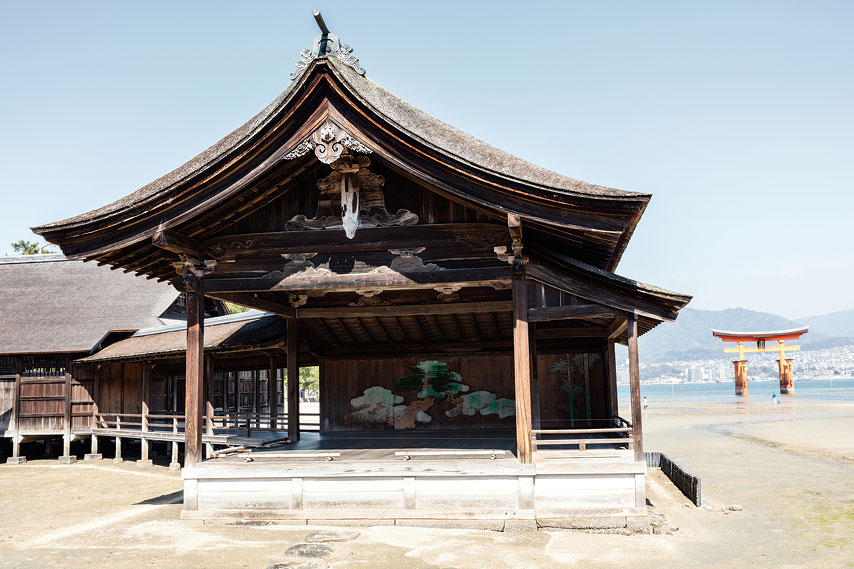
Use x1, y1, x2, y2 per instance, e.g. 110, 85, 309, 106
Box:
1, 1, 851, 319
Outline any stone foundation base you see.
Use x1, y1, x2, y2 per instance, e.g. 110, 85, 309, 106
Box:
136, 459, 154, 468
169, 462, 182, 472
58, 455, 78, 465
6, 456, 27, 465
113, 458, 124, 464
84, 453, 103, 461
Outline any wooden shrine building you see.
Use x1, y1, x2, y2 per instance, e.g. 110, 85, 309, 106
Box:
33, 19, 691, 527
0, 254, 184, 463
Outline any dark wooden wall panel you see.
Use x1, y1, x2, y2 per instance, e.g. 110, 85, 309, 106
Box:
321, 354, 516, 433
123, 364, 143, 414
97, 363, 123, 414
537, 350, 609, 428
225, 160, 491, 237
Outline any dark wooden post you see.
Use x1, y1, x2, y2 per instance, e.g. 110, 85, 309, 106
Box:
205, 355, 214, 457
253, 368, 261, 429
59, 369, 76, 464
139, 363, 151, 466
268, 354, 278, 430
184, 289, 205, 468
7, 366, 24, 464
627, 315, 644, 462
287, 321, 300, 441
512, 258, 533, 464
607, 340, 619, 418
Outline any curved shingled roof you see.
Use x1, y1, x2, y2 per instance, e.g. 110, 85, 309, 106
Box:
0, 255, 179, 354
33, 57, 647, 236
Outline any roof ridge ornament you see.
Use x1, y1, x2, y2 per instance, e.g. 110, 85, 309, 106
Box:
289, 10, 366, 81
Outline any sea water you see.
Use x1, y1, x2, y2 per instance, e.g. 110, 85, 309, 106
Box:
616, 378, 854, 404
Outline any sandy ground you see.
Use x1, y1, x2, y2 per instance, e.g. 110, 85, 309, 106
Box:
1, 397, 852, 569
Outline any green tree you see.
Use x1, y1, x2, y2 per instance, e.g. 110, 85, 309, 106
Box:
299, 366, 319, 394
11, 239, 55, 255
224, 301, 249, 314
394, 360, 468, 429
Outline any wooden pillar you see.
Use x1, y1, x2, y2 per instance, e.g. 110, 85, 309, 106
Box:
607, 339, 619, 418
253, 369, 261, 429
268, 354, 278, 430
287, 321, 300, 441
512, 259, 533, 464
170, 417, 180, 470
627, 315, 644, 462
733, 360, 748, 396
139, 364, 150, 464
205, 356, 214, 458
7, 369, 23, 464
90, 433, 99, 455
59, 371, 75, 463
114, 431, 122, 463
223, 369, 231, 425
184, 289, 205, 468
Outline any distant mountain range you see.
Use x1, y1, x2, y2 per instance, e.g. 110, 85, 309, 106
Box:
637, 307, 854, 362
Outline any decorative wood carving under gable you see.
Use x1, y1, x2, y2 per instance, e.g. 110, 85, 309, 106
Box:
286, 155, 418, 239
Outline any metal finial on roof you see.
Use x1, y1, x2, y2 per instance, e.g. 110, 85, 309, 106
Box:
289, 10, 366, 81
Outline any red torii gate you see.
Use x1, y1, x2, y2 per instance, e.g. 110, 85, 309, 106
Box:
712, 327, 809, 396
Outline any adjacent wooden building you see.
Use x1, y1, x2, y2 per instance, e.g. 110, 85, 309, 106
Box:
0, 254, 182, 462
32, 24, 690, 527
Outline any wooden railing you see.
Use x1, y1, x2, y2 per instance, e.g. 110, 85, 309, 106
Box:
93, 410, 320, 437
531, 416, 634, 457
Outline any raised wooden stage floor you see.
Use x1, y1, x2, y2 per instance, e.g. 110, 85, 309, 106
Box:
184, 429, 646, 527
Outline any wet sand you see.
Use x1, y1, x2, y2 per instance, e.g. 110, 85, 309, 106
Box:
1, 395, 852, 568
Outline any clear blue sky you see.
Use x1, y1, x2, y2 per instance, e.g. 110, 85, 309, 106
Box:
1, 1, 851, 319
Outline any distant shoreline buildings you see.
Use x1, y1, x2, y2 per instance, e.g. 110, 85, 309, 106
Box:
617, 343, 854, 384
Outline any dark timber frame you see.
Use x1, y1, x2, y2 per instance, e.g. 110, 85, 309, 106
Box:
32, 54, 690, 483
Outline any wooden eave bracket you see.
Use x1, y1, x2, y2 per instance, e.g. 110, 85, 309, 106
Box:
495, 213, 528, 264
153, 229, 205, 258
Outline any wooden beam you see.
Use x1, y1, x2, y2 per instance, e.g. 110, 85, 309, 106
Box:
512, 260, 532, 464
627, 316, 643, 462
201, 267, 510, 294
184, 290, 204, 471
527, 262, 679, 322
207, 293, 296, 318
536, 327, 607, 339
152, 229, 204, 258
297, 300, 512, 319
287, 320, 300, 442
607, 318, 628, 340
323, 340, 513, 357
527, 305, 621, 322
203, 223, 510, 259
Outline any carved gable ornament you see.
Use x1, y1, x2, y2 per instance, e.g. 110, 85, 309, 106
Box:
283, 119, 372, 165
286, 155, 418, 239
